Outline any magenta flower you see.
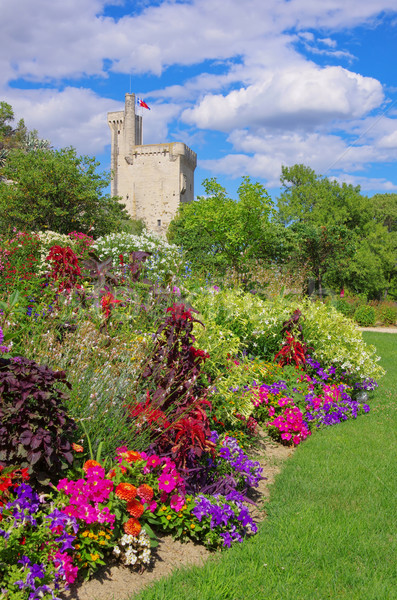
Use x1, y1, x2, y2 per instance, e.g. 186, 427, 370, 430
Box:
158, 472, 178, 493
170, 494, 185, 511
146, 454, 161, 469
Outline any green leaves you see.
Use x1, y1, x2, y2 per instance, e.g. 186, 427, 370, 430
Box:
0, 146, 131, 236
168, 176, 273, 276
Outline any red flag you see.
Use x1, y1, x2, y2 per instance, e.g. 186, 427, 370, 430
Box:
139, 99, 150, 110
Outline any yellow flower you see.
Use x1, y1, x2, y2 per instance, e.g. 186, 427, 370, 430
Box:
166, 515, 172, 520
99, 540, 106, 545
75, 544, 80, 550
161, 505, 167, 511
98, 531, 106, 536
90, 553, 99, 561
105, 535, 111, 540
190, 524, 195, 529
82, 531, 89, 538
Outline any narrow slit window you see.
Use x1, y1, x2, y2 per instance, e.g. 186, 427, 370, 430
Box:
157, 219, 161, 226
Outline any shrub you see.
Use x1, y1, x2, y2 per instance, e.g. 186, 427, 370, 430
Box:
334, 297, 357, 318
301, 300, 384, 382
376, 302, 397, 325
354, 305, 376, 327
92, 231, 183, 284
0, 357, 76, 484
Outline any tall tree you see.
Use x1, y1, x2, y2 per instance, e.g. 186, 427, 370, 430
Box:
277, 164, 372, 233
168, 176, 273, 274
0, 146, 130, 236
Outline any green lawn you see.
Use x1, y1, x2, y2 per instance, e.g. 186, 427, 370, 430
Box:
131, 332, 397, 600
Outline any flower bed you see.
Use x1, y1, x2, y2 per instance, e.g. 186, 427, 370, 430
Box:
0, 231, 382, 599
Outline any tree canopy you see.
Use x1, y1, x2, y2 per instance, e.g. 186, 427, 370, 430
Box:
167, 176, 274, 274
0, 146, 130, 236
276, 164, 397, 298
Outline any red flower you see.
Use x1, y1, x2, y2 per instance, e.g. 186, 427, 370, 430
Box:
101, 293, 121, 319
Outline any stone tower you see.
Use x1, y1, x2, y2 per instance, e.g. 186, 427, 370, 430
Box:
107, 93, 197, 235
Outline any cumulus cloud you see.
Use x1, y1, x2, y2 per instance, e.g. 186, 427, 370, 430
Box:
182, 65, 384, 131
1, 0, 397, 192
4, 87, 118, 155
2, 0, 396, 81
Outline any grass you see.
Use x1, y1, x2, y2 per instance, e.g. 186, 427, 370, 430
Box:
131, 332, 397, 600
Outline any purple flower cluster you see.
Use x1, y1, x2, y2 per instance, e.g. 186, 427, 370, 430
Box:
305, 383, 370, 428
306, 355, 336, 383
192, 491, 258, 548
14, 556, 60, 600
217, 436, 263, 488
4, 483, 41, 526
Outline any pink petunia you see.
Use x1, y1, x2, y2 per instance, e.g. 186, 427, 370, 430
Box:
158, 472, 178, 493
170, 494, 185, 511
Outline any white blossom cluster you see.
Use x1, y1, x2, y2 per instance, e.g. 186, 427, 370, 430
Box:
113, 530, 151, 567
92, 231, 183, 283
191, 288, 384, 383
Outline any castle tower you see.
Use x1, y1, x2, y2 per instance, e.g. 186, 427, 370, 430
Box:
107, 93, 197, 235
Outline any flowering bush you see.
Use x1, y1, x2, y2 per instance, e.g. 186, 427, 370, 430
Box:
0, 231, 41, 294
92, 231, 182, 284
192, 288, 384, 384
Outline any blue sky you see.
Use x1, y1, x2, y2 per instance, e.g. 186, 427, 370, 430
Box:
2, 0, 397, 200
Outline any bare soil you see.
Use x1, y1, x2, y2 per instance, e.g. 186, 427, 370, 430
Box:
62, 434, 293, 600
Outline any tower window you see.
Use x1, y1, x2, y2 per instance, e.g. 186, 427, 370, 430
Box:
157, 219, 161, 227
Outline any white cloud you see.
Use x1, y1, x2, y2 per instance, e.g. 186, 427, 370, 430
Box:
182, 65, 384, 131
3, 87, 117, 155
1, 0, 397, 193
2, 0, 396, 81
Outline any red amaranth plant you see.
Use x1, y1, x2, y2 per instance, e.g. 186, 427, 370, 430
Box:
274, 309, 311, 367
142, 303, 209, 411
274, 332, 307, 367
46, 245, 81, 292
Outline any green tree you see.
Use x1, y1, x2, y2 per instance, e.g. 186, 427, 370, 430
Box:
167, 176, 273, 275
372, 193, 397, 233
0, 146, 130, 236
289, 223, 355, 298
277, 164, 372, 232
277, 164, 397, 298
